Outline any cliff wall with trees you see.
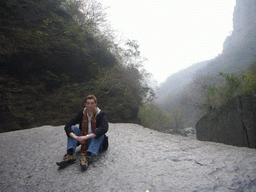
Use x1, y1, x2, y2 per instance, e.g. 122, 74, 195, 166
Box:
0, 0, 153, 132
196, 95, 256, 148
139, 0, 256, 136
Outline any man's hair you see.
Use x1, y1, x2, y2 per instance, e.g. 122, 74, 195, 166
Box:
85, 95, 97, 103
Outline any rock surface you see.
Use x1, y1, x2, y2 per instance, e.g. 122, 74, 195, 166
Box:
0, 123, 256, 191
196, 96, 256, 148
223, 0, 256, 51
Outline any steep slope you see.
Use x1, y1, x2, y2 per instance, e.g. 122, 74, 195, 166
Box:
156, 60, 209, 107
156, 0, 256, 111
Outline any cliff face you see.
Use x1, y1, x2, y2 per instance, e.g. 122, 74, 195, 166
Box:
233, 0, 256, 35
195, 1, 256, 148
201, 0, 256, 79
156, 0, 256, 130
223, 0, 256, 52
196, 96, 256, 148
0, 75, 81, 133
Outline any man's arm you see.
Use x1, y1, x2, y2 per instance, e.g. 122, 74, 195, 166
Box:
94, 112, 108, 137
64, 109, 83, 137
69, 132, 79, 140
77, 133, 96, 143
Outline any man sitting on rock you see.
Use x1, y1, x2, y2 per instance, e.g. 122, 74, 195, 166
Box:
56, 95, 108, 170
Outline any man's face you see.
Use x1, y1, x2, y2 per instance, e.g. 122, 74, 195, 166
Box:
85, 99, 97, 113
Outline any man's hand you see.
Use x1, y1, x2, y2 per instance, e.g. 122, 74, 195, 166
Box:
77, 134, 96, 143
69, 132, 83, 143
69, 132, 96, 144
77, 136, 86, 143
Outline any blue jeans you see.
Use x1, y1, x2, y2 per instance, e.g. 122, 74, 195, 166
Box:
67, 125, 104, 157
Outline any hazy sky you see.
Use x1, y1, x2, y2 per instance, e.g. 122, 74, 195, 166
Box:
99, 0, 236, 84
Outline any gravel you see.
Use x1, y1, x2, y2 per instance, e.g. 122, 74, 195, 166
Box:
0, 123, 256, 192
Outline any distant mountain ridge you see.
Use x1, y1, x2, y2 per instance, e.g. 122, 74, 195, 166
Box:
156, 60, 209, 104
156, 0, 256, 110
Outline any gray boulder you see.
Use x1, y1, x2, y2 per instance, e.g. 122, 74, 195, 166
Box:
196, 95, 256, 148
184, 127, 196, 135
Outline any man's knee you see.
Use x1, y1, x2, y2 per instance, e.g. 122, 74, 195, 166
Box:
71, 125, 78, 130
71, 125, 80, 134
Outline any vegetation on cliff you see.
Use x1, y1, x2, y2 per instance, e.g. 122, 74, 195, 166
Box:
0, 0, 154, 132
139, 0, 256, 134
138, 62, 256, 134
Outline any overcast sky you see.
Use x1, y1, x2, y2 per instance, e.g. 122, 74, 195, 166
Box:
99, 0, 236, 84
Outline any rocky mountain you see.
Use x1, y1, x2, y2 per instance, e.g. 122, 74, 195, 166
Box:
194, 1, 256, 147
204, 0, 256, 76
155, 60, 209, 107
156, 0, 256, 112
223, 0, 256, 51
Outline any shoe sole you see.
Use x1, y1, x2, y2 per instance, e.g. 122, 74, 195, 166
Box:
56, 159, 76, 167
80, 163, 88, 170
80, 164, 87, 170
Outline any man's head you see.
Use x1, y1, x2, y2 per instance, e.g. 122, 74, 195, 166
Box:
85, 95, 97, 113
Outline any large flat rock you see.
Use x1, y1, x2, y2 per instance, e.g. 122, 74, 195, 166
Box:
0, 123, 256, 191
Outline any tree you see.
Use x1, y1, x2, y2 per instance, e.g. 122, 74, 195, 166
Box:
61, 0, 107, 34
138, 104, 171, 132
219, 72, 241, 102
0, 0, 156, 131
241, 70, 256, 96
90, 40, 154, 122
169, 107, 186, 130
180, 74, 222, 113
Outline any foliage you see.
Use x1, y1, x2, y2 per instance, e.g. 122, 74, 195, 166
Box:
180, 74, 221, 113
241, 70, 256, 96
138, 104, 187, 133
178, 67, 256, 128
89, 40, 154, 122
169, 107, 186, 130
138, 104, 172, 132
0, 0, 116, 82
0, 0, 155, 131
240, 63, 256, 96
219, 72, 241, 101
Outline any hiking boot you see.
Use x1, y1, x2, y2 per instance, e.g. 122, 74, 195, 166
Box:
80, 155, 91, 170
56, 154, 76, 167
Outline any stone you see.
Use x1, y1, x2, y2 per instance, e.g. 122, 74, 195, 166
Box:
184, 127, 196, 135
0, 124, 256, 191
223, 0, 256, 51
196, 95, 256, 148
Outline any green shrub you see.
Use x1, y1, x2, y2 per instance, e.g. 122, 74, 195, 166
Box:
138, 104, 171, 132
241, 71, 256, 96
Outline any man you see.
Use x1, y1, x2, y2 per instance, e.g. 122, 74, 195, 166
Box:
56, 95, 108, 170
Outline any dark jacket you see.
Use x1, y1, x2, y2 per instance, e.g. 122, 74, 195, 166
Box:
64, 108, 108, 138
